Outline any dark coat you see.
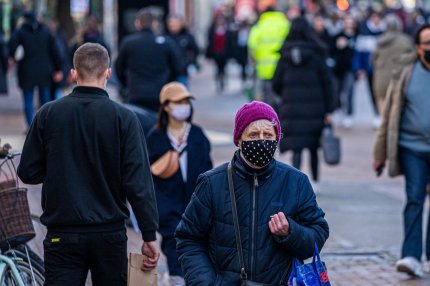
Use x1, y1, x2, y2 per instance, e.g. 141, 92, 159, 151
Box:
168, 28, 199, 75
333, 32, 357, 76
175, 151, 329, 285
9, 20, 62, 89
115, 29, 182, 112
205, 24, 233, 60
0, 33, 8, 95
147, 124, 212, 235
273, 42, 335, 152
17, 86, 158, 241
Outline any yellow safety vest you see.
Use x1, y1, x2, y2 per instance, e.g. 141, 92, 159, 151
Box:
248, 11, 290, 80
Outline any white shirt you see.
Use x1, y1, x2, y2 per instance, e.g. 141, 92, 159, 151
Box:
167, 123, 191, 182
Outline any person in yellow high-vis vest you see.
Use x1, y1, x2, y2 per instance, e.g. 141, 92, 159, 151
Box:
248, 0, 290, 106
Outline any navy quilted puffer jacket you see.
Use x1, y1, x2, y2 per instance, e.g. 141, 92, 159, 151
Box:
175, 151, 329, 285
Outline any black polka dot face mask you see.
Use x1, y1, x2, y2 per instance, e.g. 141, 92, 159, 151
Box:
240, 139, 278, 168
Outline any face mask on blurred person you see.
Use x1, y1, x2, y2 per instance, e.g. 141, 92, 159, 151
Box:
241, 139, 278, 167
171, 104, 191, 121
424, 50, 430, 64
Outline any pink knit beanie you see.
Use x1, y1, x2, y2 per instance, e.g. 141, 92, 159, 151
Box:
233, 101, 281, 146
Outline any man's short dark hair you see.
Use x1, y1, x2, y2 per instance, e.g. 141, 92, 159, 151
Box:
73, 43, 109, 80
414, 23, 430, 45
136, 8, 153, 29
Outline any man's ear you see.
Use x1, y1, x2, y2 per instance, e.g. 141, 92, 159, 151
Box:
106, 68, 112, 80
70, 69, 78, 82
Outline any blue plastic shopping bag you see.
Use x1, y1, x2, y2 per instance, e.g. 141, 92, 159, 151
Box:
287, 243, 331, 286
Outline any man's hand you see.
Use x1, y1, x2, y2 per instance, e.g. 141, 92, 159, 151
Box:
269, 212, 290, 236
373, 160, 385, 177
141, 241, 160, 271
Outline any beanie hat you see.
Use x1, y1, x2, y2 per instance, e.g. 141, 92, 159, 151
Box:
233, 101, 281, 146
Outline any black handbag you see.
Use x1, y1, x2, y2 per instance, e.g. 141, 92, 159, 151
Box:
227, 163, 290, 286
321, 124, 341, 165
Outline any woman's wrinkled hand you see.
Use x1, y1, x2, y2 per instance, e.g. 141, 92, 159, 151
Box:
269, 212, 290, 237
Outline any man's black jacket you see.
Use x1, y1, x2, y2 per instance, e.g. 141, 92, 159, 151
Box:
115, 29, 182, 112
18, 86, 158, 241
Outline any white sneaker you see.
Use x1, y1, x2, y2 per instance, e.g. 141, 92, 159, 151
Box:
169, 275, 185, 286
423, 260, 430, 273
395, 257, 423, 277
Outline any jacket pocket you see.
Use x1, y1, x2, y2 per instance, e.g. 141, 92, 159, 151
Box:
43, 233, 79, 247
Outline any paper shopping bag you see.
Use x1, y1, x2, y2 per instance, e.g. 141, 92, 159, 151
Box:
127, 253, 158, 286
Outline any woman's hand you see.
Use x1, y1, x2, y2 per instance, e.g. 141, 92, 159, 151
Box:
269, 212, 290, 237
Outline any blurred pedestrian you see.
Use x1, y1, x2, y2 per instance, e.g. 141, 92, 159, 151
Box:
166, 14, 199, 87
17, 43, 160, 286
46, 18, 71, 100
70, 16, 110, 58
248, 0, 290, 106
8, 12, 63, 127
231, 19, 251, 86
206, 14, 231, 93
175, 101, 329, 285
115, 8, 181, 114
273, 17, 335, 189
147, 82, 212, 286
0, 30, 8, 96
372, 13, 415, 113
373, 24, 430, 277
325, 9, 344, 37
352, 10, 385, 128
312, 14, 334, 53
333, 15, 358, 128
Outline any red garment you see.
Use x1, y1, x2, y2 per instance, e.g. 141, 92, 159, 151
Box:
212, 29, 226, 54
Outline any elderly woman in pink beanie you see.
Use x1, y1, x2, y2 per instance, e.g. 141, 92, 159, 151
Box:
175, 101, 329, 285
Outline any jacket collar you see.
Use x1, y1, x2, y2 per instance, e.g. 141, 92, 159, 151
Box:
139, 28, 154, 35
72, 86, 109, 98
232, 150, 276, 180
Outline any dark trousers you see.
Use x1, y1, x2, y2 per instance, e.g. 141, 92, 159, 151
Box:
292, 148, 319, 182
22, 86, 50, 126
336, 71, 355, 115
161, 234, 182, 277
43, 229, 127, 286
366, 73, 379, 115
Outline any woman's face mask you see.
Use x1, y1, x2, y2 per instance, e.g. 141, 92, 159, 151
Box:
170, 104, 191, 121
239, 121, 278, 168
241, 139, 278, 167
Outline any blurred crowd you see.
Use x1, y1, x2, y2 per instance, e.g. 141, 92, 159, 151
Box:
2, 2, 429, 131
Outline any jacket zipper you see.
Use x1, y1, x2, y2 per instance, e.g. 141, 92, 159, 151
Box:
250, 174, 258, 280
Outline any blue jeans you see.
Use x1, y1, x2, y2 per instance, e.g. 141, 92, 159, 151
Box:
22, 86, 51, 126
399, 147, 430, 260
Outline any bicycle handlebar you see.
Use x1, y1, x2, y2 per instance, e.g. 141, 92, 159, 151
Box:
0, 142, 20, 159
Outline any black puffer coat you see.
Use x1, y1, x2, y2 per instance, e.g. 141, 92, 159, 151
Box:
175, 151, 329, 285
273, 42, 335, 152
